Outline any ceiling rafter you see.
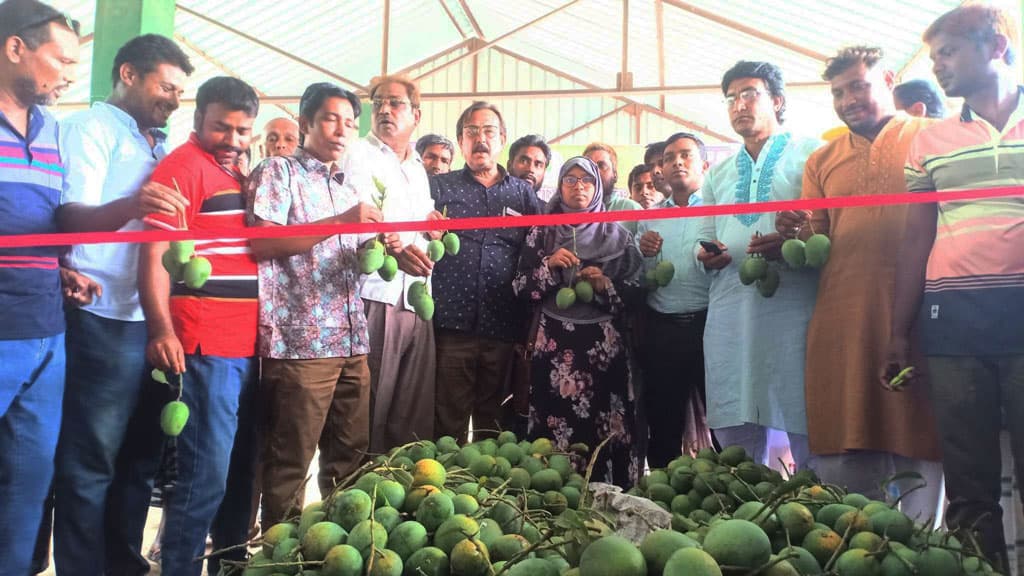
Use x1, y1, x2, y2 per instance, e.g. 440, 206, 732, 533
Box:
175, 4, 366, 91
663, 0, 829, 62
549, 103, 632, 144
173, 32, 295, 118
438, 0, 469, 38
455, 0, 486, 39
413, 0, 581, 82
392, 38, 475, 79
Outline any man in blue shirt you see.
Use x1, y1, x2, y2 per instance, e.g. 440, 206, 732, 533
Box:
636, 132, 712, 467
0, 1, 79, 573
429, 101, 541, 442
53, 34, 195, 574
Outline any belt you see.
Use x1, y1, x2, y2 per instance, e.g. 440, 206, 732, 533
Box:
649, 308, 707, 323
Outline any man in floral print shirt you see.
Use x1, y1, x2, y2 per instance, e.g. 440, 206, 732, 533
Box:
247, 82, 382, 523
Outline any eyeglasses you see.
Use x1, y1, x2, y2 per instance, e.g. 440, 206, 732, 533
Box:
371, 97, 411, 111
462, 125, 500, 138
724, 88, 763, 108
14, 11, 81, 38
562, 175, 597, 186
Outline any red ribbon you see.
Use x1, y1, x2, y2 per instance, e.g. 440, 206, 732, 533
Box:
1, 185, 1021, 249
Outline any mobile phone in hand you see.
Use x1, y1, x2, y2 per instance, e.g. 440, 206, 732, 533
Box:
699, 240, 723, 255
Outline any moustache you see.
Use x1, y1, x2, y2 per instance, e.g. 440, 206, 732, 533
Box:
213, 145, 244, 155
472, 144, 490, 154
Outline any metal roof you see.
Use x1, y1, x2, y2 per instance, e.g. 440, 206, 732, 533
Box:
47, 0, 1022, 147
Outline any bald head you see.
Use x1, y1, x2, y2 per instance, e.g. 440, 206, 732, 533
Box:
263, 117, 299, 157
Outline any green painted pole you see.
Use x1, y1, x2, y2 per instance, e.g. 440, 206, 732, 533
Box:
90, 0, 176, 104
359, 98, 372, 137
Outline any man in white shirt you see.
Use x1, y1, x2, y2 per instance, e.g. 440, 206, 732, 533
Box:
346, 75, 443, 452
52, 34, 193, 574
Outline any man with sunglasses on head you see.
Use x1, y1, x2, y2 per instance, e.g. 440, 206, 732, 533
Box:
429, 101, 541, 443
343, 75, 444, 453
0, 1, 79, 573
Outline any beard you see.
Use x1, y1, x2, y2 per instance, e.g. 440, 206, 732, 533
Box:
13, 76, 54, 107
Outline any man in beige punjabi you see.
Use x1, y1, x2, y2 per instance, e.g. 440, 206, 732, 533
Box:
776, 47, 943, 521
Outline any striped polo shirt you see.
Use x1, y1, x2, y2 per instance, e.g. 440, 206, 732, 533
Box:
144, 133, 257, 358
904, 86, 1024, 356
0, 106, 64, 340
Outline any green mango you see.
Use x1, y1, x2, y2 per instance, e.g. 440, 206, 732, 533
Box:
161, 250, 184, 282
781, 238, 806, 268
655, 260, 675, 286
739, 256, 767, 285
805, 234, 831, 268
409, 280, 427, 300
182, 256, 212, 289
757, 267, 780, 298
443, 232, 461, 256
160, 400, 189, 436
574, 280, 594, 303
364, 238, 385, 253
644, 269, 659, 289
555, 287, 577, 309
359, 249, 385, 274
168, 240, 194, 265
427, 239, 446, 262
414, 294, 435, 321
378, 254, 398, 281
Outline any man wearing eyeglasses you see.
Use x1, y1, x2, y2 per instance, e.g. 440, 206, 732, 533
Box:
0, 1, 79, 573
696, 61, 823, 471
344, 75, 444, 453
429, 101, 541, 443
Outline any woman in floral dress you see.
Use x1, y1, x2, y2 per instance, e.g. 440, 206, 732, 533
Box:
512, 156, 643, 488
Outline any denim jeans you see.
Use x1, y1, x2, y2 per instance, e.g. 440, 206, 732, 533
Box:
0, 333, 65, 576
52, 309, 149, 574
207, 368, 260, 575
161, 353, 256, 576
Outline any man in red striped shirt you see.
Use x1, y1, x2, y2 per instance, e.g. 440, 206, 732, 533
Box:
137, 76, 259, 576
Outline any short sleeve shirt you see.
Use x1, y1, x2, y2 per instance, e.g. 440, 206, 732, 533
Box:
247, 148, 370, 359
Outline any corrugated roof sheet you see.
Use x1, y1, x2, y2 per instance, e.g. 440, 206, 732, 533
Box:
45, 0, 1023, 147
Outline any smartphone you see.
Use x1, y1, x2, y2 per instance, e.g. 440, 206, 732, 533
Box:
699, 240, 723, 255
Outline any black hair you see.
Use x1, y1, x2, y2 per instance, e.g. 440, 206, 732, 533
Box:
644, 141, 666, 165
195, 76, 259, 118
111, 34, 194, 86
893, 79, 947, 119
508, 134, 551, 166
415, 133, 454, 157
664, 131, 708, 162
627, 163, 653, 190
299, 82, 361, 124
721, 60, 787, 123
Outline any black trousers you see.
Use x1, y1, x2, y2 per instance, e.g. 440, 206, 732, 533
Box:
642, 308, 707, 469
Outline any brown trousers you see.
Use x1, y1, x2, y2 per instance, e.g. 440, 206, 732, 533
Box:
433, 329, 514, 444
260, 355, 370, 523
366, 300, 436, 453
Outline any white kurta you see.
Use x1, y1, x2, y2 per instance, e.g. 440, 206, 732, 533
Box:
699, 132, 823, 434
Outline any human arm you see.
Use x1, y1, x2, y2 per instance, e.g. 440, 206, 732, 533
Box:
696, 182, 732, 270
249, 204, 382, 261
138, 234, 184, 374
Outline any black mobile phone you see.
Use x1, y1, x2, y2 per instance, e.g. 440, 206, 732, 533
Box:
700, 240, 722, 255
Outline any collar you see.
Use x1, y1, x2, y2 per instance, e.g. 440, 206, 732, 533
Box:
294, 146, 345, 184
96, 101, 167, 143
367, 132, 421, 165
961, 85, 1024, 122
663, 190, 702, 208
460, 163, 509, 185
0, 103, 49, 143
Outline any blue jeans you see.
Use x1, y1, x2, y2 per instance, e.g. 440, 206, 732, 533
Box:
208, 369, 260, 575
0, 333, 65, 576
161, 353, 256, 576
53, 310, 149, 574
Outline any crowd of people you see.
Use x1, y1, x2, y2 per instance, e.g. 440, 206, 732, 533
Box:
0, 0, 1022, 574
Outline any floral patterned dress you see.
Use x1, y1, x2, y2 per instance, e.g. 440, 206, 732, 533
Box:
512, 226, 642, 488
